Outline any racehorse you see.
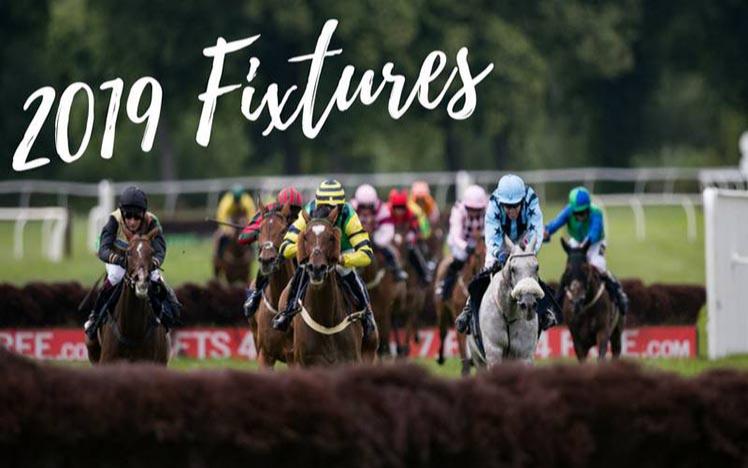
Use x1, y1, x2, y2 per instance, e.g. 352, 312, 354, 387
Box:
87, 228, 170, 365
254, 203, 296, 369
281, 206, 378, 366
213, 217, 253, 284
392, 226, 428, 355
435, 236, 485, 373
560, 238, 623, 362
468, 236, 544, 368
357, 207, 407, 358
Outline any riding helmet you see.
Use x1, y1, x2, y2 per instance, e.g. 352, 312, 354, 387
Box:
119, 186, 148, 211
277, 186, 303, 207
388, 188, 408, 207
315, 179, 346, 206
569, 186, 591, 213
463, 185, 488, 210
496, 174, 526, 205
230, 184, 246, 202
354, 184, 379, 206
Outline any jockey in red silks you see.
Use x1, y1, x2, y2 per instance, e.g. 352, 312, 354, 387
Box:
385, 188, 432, 284
351, 184, 407, 282
240, 186, 304, 318
438, 185, 488, 301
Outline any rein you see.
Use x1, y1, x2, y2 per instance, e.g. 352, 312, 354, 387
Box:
566, 283, 606, 312
298, 299, 366, 335
366, 269, 386, 290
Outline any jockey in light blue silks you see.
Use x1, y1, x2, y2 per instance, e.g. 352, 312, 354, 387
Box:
543, 186, 628, 314
455, 174, 561, 335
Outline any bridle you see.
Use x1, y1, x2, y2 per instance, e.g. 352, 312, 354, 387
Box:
258, 210, 290, 274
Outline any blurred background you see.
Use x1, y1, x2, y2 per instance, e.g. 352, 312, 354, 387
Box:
2, 0, 747, 287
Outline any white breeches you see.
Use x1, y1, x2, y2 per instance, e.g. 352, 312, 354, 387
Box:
105, 263, 161, 285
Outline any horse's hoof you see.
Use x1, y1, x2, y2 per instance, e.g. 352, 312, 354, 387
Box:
436, 356, 445, 366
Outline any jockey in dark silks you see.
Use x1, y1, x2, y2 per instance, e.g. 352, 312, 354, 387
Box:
271, 179, 377, 338
84, 186, 181, 341
544, 186, 629, 314
240, 186, 304, 318
455, 174, 561, 336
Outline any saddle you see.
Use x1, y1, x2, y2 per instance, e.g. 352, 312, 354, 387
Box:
466, 266, 498, 357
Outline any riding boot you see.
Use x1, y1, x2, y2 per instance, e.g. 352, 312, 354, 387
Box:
379, 246, 407, 282
603, 272, 629, 315
272, 267, 309, 331
440, 258, 465, 301
408, 245, 432, 285
84, 280, 116, 341
243, 273, 269, 318
341, 270, 377, 339
148, 279, 182, 331
455, 299, 472, 335
539, 279, 563, 325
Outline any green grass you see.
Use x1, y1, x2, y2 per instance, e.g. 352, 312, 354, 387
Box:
0, 204, 705, 286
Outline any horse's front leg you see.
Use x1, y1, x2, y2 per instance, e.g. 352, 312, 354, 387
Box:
596, 329, 610, 361
484, 338, 505, 368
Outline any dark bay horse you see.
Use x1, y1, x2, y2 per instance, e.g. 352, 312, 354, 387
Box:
435, 237, 485, 373
560, 238, 623, 362
254, 203, 296, 369
213, 217, 253, 284
357, 207, 407, 358
392, 226, 428, 355
281, 207, 378, 366
87, 228, 170, 365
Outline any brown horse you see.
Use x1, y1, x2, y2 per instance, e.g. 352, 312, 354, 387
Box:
254, 203, 296, 369
560, 238, 623, 362
357, 207, 407, 358
435, 237, 485, 373
87, 228, 170, 365
392, 227, 428, 356
213, 219, 253, 284
280, 206, 378, 366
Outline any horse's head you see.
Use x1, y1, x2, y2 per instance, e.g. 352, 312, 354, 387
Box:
502, 235, 544, 320
126, 227, 159, 299
298, 206, 341, 285
257, 203, 293, 275
561, 238, 592, 313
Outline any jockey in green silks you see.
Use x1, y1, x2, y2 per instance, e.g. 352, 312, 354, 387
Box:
543, 186, 628, 314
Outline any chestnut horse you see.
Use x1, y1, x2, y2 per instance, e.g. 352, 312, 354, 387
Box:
87, 228, 170, 365
357, 207, 407, 358
254, 203, 296, 369
560, 238, 623, 362
435, 236, 485, 373
280, 206, 378, 366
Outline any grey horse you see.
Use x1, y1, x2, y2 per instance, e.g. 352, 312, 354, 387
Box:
468, 236, 545, 367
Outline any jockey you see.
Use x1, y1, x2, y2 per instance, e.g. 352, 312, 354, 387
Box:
455, 174, 559, 334
272, 179, 377, 336
439, 185, 488, 301
544, 186, 629, 314
387, 188, 433, 284
84, 186, 181, 341
351, 184, 408, 282
410, 180, 440, 233
215, 184, 256, 259
240, 186, 304, 318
